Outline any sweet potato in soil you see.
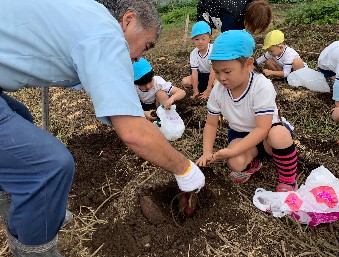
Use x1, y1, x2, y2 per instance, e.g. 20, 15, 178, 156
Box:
140, 195, 166, 225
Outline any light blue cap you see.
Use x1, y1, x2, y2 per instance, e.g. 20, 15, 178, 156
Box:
191, 21, 211, 38
209, 30, 255, 61
133, 57, 153, 81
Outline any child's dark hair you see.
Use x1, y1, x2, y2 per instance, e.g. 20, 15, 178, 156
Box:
237, 57, 263, 74
134, 70, 154, 85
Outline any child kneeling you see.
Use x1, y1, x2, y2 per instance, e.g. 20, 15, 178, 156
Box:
133, 57, 186, 120
197, 30, 298, 192
181, 21, 216, 99
256, 30, 305, 79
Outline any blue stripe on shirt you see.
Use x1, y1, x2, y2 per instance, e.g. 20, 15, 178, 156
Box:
208, 110, 221, 115
255, 110, 275, 115
231, 72, 254, 103
167, 86, 173, 95
277, 46, 287, 60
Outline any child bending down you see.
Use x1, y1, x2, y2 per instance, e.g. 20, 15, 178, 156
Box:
133, 57, 186, 120
196, 30, 298, 192
181, 21, 216, 99
256, 30, 305, 79
317, 41, 339, 125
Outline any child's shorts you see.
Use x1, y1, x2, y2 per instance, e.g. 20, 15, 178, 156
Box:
318, 67, 336, 78
198, 71, 210, 92
227, 123, 294, 159
190, 68, 210, 92
141, 101, 156, 111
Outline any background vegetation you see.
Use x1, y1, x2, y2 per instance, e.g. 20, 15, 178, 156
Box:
156, 0, 339, 25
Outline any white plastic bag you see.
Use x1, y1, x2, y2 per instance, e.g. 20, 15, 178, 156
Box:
253, 166, 339, 226
287, 67, 330, 92
155, 105, 185, 141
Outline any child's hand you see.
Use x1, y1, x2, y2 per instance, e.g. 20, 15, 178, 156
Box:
144, 110, 157, 121
196, 153, 214, 167
263, 69, 272, 76
199, 89, 211, 99
190, 91, 200, 99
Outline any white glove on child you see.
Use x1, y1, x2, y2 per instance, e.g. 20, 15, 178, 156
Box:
175, 161, 205, 192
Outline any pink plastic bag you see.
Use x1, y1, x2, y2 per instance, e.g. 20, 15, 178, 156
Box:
253, 166, 339, 226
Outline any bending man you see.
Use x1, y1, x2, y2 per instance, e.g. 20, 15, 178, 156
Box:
0, 0, 205, 256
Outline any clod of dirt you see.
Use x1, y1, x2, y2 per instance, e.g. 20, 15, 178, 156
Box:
140, 195, 166, 225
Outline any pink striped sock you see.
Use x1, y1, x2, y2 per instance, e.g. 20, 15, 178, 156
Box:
272, 144, 298, 185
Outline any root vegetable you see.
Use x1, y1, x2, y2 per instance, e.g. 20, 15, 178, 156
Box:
140, 195, 166, 225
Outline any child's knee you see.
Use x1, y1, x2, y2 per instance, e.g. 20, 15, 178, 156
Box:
292, 57, 305, 71
227, 155, 247, 172
156, 90, 169, 105
265, 59, 280, 70
181, 76, 191, 87
156, 90, 167, 97
267, 125, 293, 148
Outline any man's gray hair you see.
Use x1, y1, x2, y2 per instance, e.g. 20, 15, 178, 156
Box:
99, 0, 162, 40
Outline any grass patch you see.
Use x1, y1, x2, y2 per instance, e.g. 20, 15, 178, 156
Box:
285, 0, 339, 25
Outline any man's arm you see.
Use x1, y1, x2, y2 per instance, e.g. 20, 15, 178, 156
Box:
110, 115, 205, 191
110, 115, 189, 175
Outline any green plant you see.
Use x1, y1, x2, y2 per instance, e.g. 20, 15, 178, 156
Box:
285, 0, 339, 24
161, 6, 196, 24
156, 0, 198, 14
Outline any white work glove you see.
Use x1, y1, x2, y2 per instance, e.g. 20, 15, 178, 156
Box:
174, 160, 205, 192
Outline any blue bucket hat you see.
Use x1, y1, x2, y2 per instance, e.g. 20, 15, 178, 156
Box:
209, 30, 255, 61
133, 57, 153, 81
191, 21, 211, 38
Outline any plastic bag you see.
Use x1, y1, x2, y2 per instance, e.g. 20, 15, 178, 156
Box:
155, 105, 185, 141
287, 67, 330, 93
253, 166, 339, 226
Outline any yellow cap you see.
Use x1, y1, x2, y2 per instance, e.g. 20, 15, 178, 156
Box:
262, 30, 284, 49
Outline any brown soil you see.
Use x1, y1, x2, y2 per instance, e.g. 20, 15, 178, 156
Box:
1, 5, 339, 257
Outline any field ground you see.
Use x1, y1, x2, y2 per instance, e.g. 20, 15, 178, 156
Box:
0, 4, 338, 257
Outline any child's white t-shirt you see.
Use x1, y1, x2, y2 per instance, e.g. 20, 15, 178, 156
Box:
318, 41, 339, 77
318, 41, 339, 101
135, 76, 173, 105
190, 43, 213, 73
256, 45, 300, 77
207, 72, 280, 132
